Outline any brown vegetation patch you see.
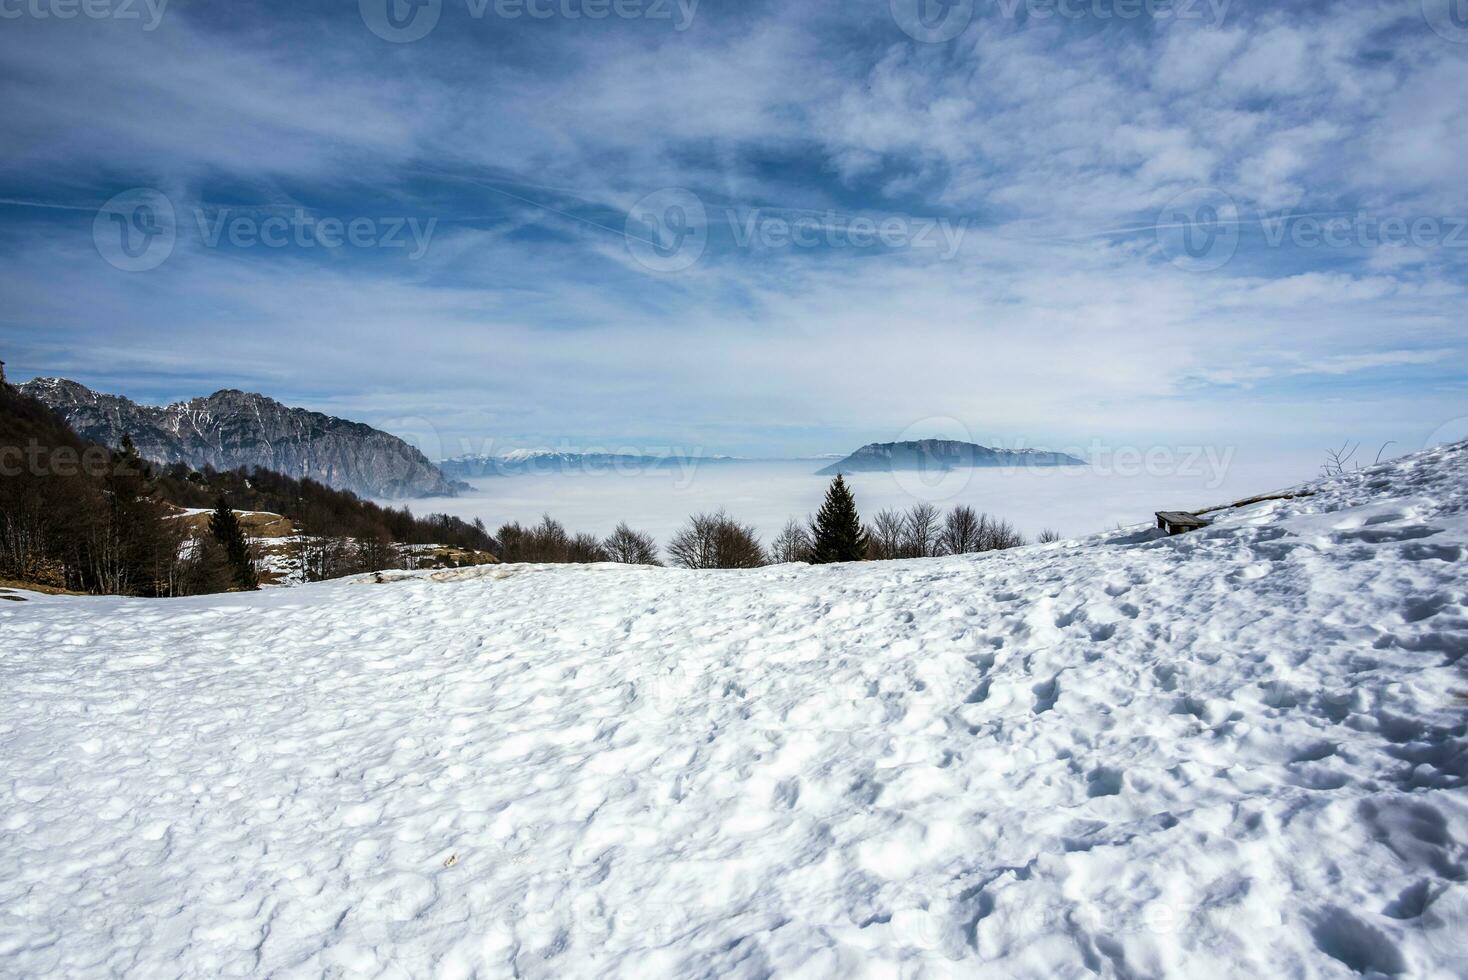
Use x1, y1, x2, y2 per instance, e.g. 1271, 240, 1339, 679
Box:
0, 577, 84, 596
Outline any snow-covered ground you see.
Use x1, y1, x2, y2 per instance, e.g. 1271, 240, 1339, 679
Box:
2, 444, 1466, 978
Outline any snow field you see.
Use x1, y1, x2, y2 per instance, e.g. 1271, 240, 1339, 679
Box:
1, 443, 1466, 977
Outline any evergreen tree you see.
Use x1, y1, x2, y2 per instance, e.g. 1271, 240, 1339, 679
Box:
810, 474, 868, 563
208, 494, 258, 589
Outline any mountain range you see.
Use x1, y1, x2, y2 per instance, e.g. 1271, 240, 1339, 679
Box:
439, 450, 740, 479
441, 441, 1085, 479
817, 439, 1084, 475
19, 378, 463, 499
15, 376, 1084, 494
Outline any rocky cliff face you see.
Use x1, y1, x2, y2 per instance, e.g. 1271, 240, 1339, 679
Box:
19, 378, 463, 499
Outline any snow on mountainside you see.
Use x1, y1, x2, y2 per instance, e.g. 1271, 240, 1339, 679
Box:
2, 444, 1466, 977
18, 377, 462, 499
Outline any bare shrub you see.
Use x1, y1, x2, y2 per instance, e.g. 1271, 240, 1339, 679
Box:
1321, 441, 1359, 477
495, 515, 571, 562
603, 522, 661, 565
939, 504, 983, 554
356, 532, 399, 572
496, 515, 630, 563
900, 502, 942, 558
531, 515, 572, 561
494, 521, 526, 561
296, 535, 356, 582
667, 510, 767, 569
864, 509, 906, 560
979, 516, 1026, 551
1037, 528, 1062, 544
568, 532, 609, 563
0, 502, 49, 584
769, 517, 814, 563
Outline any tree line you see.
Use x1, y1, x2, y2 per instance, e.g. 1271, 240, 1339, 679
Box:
0, 380, 493, 595
154, 463, 493, 551
3, 377, 1055, 592
492, 475, 1058, 569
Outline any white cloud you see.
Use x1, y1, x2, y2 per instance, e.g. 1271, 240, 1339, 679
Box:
1218, 25, 1314, 97
0, 2, 1464, 455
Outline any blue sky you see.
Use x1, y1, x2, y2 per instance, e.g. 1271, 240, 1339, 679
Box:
0, 0, 1464, 461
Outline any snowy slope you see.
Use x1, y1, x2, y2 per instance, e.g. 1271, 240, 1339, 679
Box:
2, 444, 1466, 978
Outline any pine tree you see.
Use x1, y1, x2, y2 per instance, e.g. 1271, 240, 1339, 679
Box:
810, 474, 868, 563
208, 494, 258, 590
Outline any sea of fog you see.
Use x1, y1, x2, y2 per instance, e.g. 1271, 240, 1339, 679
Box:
401, 450, 1324, 548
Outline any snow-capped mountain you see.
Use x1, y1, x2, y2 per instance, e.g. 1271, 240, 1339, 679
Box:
818, 438, 1085, 474
3, 440, 1465, 975
19, 378, 463, 499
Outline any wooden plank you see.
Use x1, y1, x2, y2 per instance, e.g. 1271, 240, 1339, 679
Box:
1193, 489, 1315, 516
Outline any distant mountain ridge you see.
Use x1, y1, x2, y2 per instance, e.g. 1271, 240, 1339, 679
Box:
817, 439, 1084, 475
20, 378, 463, 499
441, 449, 737, 479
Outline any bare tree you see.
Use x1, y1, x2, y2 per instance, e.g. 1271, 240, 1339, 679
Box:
667, 510, 767, 569
603, 522, 661, 565
769, 517, 814, 563
0, 501, 48, 583
864, 509, 906, 560
530, 514, 572, 562
497, 515, 637, 564
900, 502, 942, 558
356, 532, 399, 572
494, 521, 526, 562
939, 504, 983, 554
295, 534, 349, 582
496, 515, 568, 562
568, 531, 610, 563
979, 516, 1026, 551
1037, 528, 1062, 544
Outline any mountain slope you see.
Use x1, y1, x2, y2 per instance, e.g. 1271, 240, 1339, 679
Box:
2, 443, 1466, 975
19, 378, 462, 498
818, 438, 1084, 475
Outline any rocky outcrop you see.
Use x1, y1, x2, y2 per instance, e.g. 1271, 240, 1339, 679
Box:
20, 378, 463, 499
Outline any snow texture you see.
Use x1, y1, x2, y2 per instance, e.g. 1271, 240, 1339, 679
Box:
2, 443, 1467, 978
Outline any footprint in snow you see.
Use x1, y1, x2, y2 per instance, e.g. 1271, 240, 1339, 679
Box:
1032, 676, 1059, 714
